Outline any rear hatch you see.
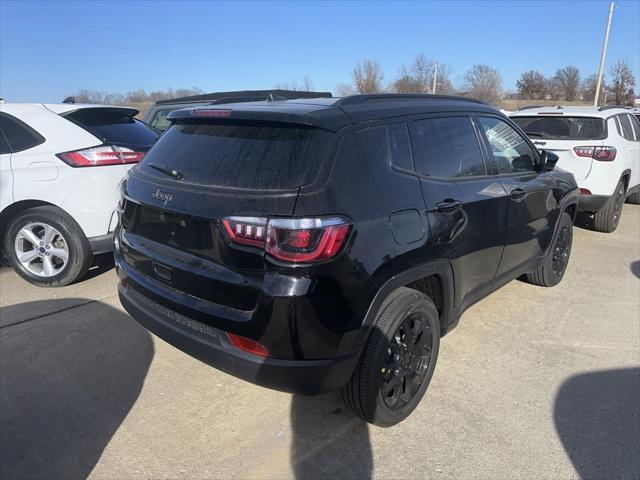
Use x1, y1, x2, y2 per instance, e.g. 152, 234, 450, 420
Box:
511, 115, 606, 179
119, 115, 333, 324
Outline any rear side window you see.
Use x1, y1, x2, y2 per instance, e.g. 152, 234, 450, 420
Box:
139, 122, 314, 190
354, 123, 413, 172
64, 108, 158, 147
149, 109, 173, 132
511, 116, 606, 140
479, 117, 537, 174
0, 112, 45, 152
413, 116, 486, 178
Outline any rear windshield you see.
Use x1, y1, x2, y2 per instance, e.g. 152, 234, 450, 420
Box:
511, 116, 606, 140
138, 122, 314, 190
64, 108, 159, 147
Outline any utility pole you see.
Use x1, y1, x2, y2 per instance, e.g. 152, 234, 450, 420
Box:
432, 62, 438, 94
594, 1, 614, 106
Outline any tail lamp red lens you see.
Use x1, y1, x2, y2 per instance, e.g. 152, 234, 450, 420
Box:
580, 188, 592, 195
222, 216, 351, 264
227, 333, 269, 357
574, 146, 616, 161
57, 145, 146, 167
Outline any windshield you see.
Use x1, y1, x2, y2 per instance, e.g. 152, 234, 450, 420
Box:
511, 116, 606, 140
138, 122, 315, 190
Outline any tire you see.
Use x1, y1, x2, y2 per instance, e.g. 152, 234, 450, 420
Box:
593, 180, 626, 233
626, 190, 640, 205
525, 212, 573, 287
4, 206, 93, 287
341, 287, 440, 427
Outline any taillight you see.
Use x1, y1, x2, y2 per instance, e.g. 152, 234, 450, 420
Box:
580, 188, 592, 195
190, 109, 232, 118
227, 333, 269, 357
222, 216, 351, 264
574, 146, 616, 161
57, 145, 146, 167
267, 217, 350, 263
222, 217, 267, 247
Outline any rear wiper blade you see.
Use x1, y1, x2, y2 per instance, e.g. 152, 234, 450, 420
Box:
148, 163, 183, 180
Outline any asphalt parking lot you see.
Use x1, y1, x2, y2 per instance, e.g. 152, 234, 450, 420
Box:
1, 206, 639, 480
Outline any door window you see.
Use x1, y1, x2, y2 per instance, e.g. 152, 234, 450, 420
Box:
479, 116, 537, 174
618, 114, 635, 140
413, 116, 486, 178
624, 114, 639, 140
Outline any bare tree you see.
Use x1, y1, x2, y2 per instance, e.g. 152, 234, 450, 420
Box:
391, 53, 432, 93
516, 70, 549, 99
275, 76, 315, 91
352, 59, 385, 94
463, 64, 502, 103
434, 64, 456, 95
335, 82, 356, 97
607, 59, 636, 105
66, 87, 204, 104
582, 74, 606, 103
551, 66, 581, 101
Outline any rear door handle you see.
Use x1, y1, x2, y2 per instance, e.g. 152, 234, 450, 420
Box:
510, 188, 527, 201
434, 199, 462, 213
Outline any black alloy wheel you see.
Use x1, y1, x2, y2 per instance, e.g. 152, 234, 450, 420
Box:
551, 224, 571, 278
381, 313, 434, 410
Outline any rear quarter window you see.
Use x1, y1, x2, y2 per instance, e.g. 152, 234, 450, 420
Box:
138, 122, 319, 190
511, 116, 606, 140
0, 112, 45, 152
64, 108, 158, 147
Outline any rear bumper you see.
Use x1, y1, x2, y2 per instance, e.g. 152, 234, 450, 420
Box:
118, 279, 359, 395
88, 233, 114, 254
578, 194, 610, 212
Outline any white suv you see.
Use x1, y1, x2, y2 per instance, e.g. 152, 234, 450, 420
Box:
0, 103, 158, 286
511, 106, 640, 232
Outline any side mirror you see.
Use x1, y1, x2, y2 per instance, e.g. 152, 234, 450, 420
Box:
539, 150, 559, 171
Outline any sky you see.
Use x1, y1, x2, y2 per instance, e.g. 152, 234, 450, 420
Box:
0, 0, 639, 103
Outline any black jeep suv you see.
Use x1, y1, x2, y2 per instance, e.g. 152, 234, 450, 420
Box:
115, 94, 579, 427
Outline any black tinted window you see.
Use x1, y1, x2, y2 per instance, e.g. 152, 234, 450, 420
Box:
414, 116, 486, 178
354, 123, 414, 172
388, 123, 413, 171
511, 116, 606, 140
479, 117, 537, 173
139, 122, 313, 190
0, 130, 10, 154
64, 108, 158, 147
0, 113, 45, 152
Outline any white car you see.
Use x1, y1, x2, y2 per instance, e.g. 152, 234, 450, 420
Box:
510, 106, 640, 232
0, 103, 158, 286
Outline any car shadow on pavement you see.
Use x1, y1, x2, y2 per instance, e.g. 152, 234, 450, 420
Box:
631, 260, 640, 279
290, 391, 373, 480
554, 368, 640, 479
0, 299, 153, 480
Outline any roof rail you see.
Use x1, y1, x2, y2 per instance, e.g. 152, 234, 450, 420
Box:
335, 93, 486, 106
519, 105, 544, 111
155, 89, 332, 106
598, 105, 628, 111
